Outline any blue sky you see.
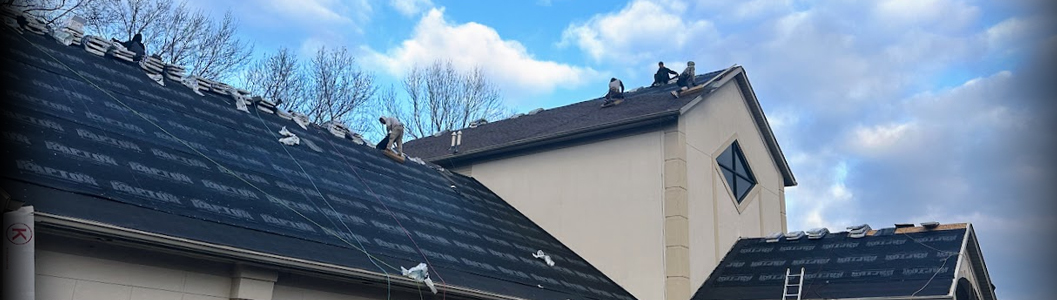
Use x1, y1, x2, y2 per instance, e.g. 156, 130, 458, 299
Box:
186, 0, 1055, 299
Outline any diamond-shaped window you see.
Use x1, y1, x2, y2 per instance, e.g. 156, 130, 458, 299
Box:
717, 141, 756, 203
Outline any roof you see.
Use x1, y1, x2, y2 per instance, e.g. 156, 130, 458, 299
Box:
691, 224, 985, 300
402, 67, 797, 186
0, 28, 636, 299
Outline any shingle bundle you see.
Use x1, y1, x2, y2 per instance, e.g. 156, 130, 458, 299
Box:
325, 121, 351, 139
164, 64, 186, 81
254, 96, 279, 114
140, 55, 165, 74
82, 35, 110, 57
21, 14, 46, 35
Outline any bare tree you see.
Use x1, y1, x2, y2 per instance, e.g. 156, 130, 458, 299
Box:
177, 11, 252, 80
392, 60, 505, 139
303, 46, 377, 133
66, 0, 251, 81
242, 47, 306, 111
6, 0, 98, 26
81, 0, 171, 41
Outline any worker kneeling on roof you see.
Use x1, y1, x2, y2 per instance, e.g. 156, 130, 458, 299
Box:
604, 77, 625, 106
376, 116, 404, 156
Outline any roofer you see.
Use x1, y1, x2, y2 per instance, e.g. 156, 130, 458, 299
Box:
114, 33, 146, 61
671, 61, 696, 98
652, 61, 678, 87
376, 116, 404, 156
603, 77, 625, 106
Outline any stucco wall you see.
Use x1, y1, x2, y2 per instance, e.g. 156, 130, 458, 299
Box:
464, 132, 666, 300
36, 235, 232, 300
682, 82, 787, 290
34, 233, 422, 300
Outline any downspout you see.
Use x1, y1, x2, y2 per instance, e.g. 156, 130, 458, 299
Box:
3, 206, 35, 300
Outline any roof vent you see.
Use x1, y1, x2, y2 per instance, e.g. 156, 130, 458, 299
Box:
894, 223, 914, 228
806, 228, 829, 240
527, 108, 544, 115
784, 231, 806, 241
450, 131, 463, 153
764, 232, 783, 243
921, 221, 940, 229
432, 130, 449, 137
468, 118, 488, 128
51, 16, 84, 46
847, 224, 871, 239
509, 113, 525, 119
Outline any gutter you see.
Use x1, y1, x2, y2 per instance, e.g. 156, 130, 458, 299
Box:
430, 110, 680, 167
34, 212, 526, 300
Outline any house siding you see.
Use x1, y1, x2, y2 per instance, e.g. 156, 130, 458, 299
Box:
464, 132, 667, 300
682, 82, 787, 292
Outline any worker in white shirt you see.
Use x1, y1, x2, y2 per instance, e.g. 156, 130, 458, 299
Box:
604, 77, 625, 106
377, 116, 404, 156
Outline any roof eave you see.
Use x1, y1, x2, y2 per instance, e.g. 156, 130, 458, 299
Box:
429, 110, 680, 167
34, 212, 527, 300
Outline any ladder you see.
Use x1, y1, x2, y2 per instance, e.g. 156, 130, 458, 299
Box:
783, 267, 805, 300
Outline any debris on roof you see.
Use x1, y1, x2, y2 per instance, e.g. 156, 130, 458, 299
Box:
401, 263, 438, 294
278, 126, 300, 145
532, 250, 555, 267
527, 108, 544, 115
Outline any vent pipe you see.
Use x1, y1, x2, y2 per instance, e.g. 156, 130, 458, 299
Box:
3, 206, 35, 300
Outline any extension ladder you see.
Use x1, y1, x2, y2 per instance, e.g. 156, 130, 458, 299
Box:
783, 267, 805, 300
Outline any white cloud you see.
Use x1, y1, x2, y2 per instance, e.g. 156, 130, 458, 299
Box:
558, 0, 717, 64
872, 0, 980, 32
390, 0, 433, 17
367, 8, 600, 103
850, 122, 916, 156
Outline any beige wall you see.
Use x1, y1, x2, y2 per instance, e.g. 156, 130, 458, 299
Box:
453, 79, 787, 300
36, 234, 232, 300
464, 132, 667, 300
680, 82, 787, 291
34, 233, 423, 300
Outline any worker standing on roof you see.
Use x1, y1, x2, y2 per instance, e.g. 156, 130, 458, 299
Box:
377, 116, 404, 156
652, 61, 678, 87
603, 77, 625, 106
114, 33, 146, 62
671, 61, 696, 98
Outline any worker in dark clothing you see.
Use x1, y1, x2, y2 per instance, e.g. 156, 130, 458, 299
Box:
671, 61, 696, 98
652, 61, 678, 87
603, 77, 625, 106
113, 33, 146, 62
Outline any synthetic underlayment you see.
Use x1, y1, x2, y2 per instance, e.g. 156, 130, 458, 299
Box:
0, 30, 636, 300
691, 227, 967, 300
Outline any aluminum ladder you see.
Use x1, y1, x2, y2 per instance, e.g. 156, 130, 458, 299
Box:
783, 267, 805, 300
